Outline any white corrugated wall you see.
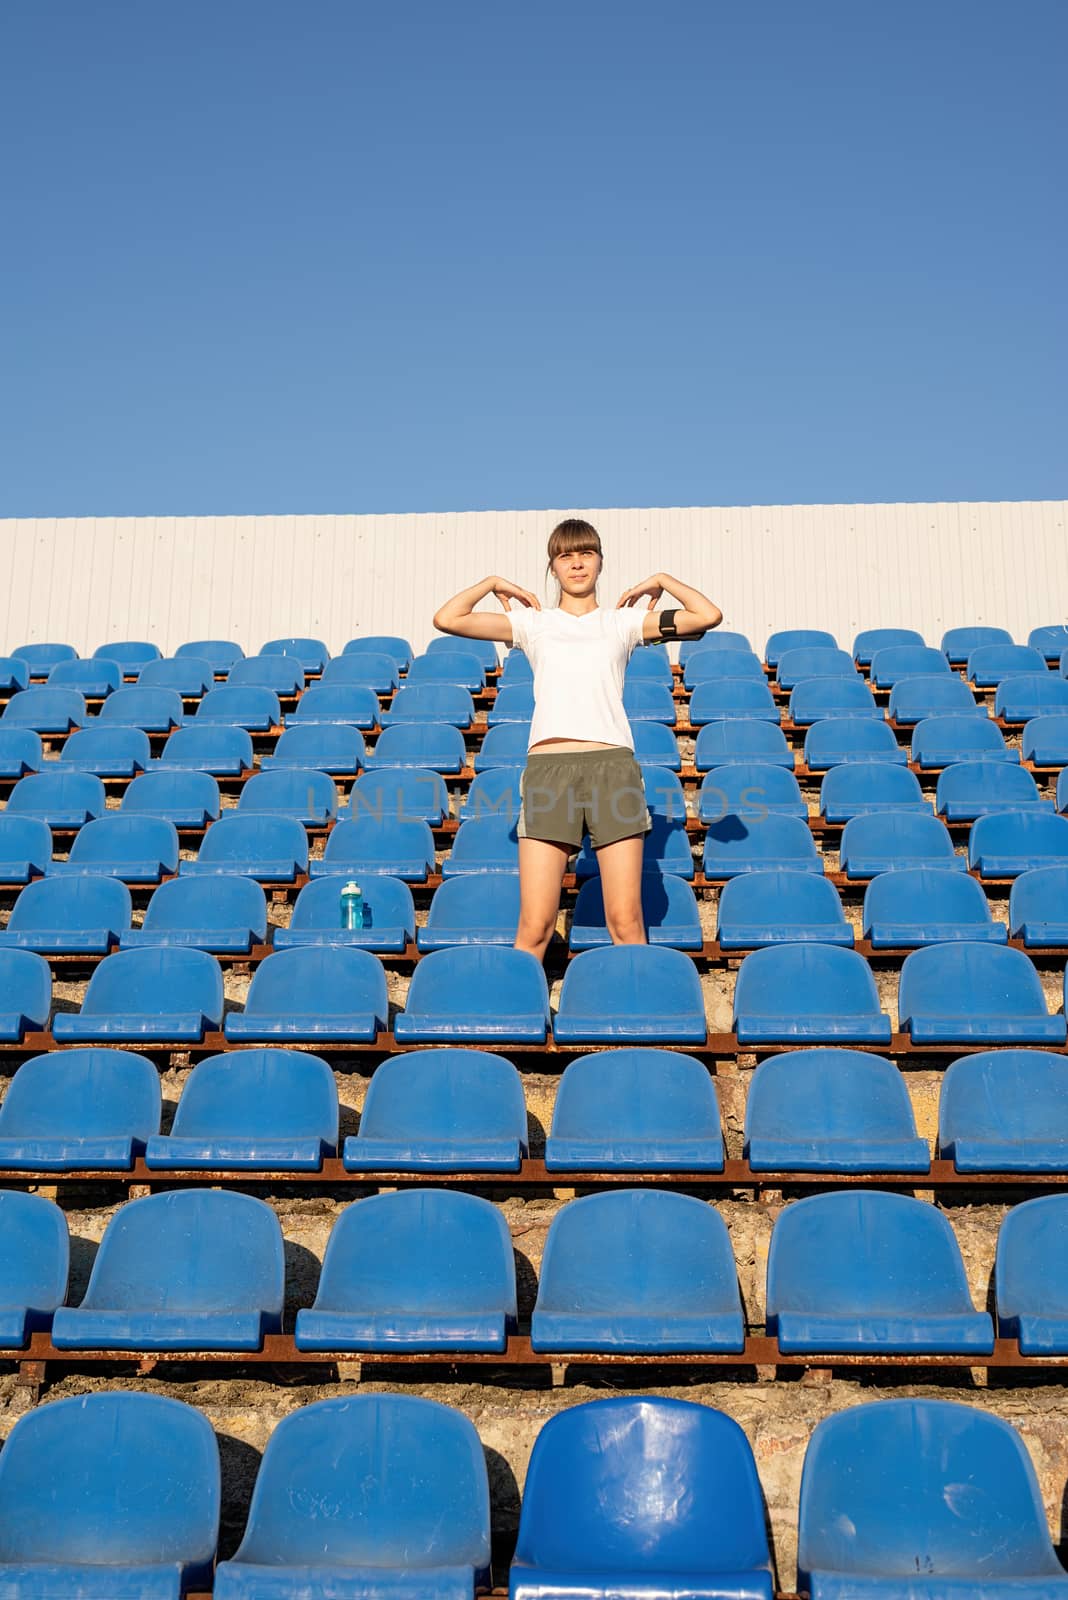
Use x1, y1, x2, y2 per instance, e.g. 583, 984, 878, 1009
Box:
1, 501, 1065, 657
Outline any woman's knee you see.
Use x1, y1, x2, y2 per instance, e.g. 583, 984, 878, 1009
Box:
604, 904, 646, 943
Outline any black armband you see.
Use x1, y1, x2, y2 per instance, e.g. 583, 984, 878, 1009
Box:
657, 608, 682, 640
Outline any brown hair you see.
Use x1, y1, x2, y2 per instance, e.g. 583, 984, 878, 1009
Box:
546, 519, 603, 583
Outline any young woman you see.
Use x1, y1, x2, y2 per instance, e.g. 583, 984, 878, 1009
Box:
433, 518, 723, 961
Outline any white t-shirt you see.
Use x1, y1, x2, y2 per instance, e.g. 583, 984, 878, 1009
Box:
507, 604, 647, 751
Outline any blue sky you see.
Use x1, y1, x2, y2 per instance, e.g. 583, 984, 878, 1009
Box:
2, 0, 1065, 515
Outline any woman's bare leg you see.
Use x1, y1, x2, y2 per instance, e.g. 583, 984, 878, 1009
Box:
515, 836, 572, 961
596, 834, 648, 944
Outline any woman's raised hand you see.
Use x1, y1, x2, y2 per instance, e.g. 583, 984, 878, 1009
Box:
491, 576, 541, 610
616, 574, 664, 610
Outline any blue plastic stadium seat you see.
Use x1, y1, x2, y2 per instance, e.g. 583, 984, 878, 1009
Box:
569, 872, 703, 950
418, 872, 521, 949
10, 642, 77, 679
439, 812, 517, 877
52, 946, 223, 1042
498, 648, 533, 684
290, 683, 380, 728
820, 763, 929, 822
473, 721, 530, 770
689, 679, 779, 723
684, 649, 766, 687
698, 762, 806, 821
487, 684, 535, 724
0, 949, 51, 1041
767, 1191, 991, 1354
121, 769, 220, 829
766, 628, 836, 666
1010, 866, 1068, 947
321, 651, 398, 693
228, 653, 304, 696
554, 945, 707, 1043
899, 942, 1064, 1044
1, 686, 85, 733
744, 1047, 929, 1172
180, 813, 308, 882
238, 767, 338, 825
995, 1197, 1068, 1354
702, 813, 822, 878
622, 681, 677, 724
153, 724, 253, 776
797, 1397, 1068, 1600
1060, 768, 1068, 812
0, 1047, 160, 1171
120, 874, 268, 954
717, 869, 852, 948
788, 678, 883, 725
532, 1189, 743, 1354
345, 767, 448, 825
407, 650, 486, 691
996, 672, 1068, 723
545, 1049, 723, 1171
625, 648, 673, 686
343, 633, 413, 672
277, 873, 414, 953
681, 630, 753, 661
311, 815, 435, 881
941, 624, 1013, 662
0, 1191, 68, 1344
193, 685, 281, 731
0, 816, 53, 884
259, 722, 366, 775
262, 635, 329, 675
968, 643, 1048, 686
630, 719, 682, 769
295, 1190, 516, 1352
869, 645, 950, 689
93, 640, 161, 672
98, 686, 184, 732
138, 656, 215, 698
175, 637, 244, 673
0, 875, 132, 953
0, 1390, 220, 1600
0, 657, 29, 693
426, 634, 499, 672
510, 1396, 773, 1600
225, 946, 387, 1042
910, 713, 1016, 768
344, 1048, 527, 1172
45, 814, 179, 884
940, 1049, 1068, 1172
1029, 623, 1068, 662
215, 1394, 489, 1600
48, 657, 122, 698
968, 808, 1068, 876
145, 1048, 337, 1171
51, 1189, 284, 1351
364, 721, 467, 772
776, 646, 859, 691
694, 720, 795, 770
396, 946, 551, 1042
838, 811, 964, 878
0, 728, 41, 778
864, 866, 1006, 947
936, 760, 1050, 821
888, 675, 982, 724
852, 627, 925, 666
459, 766, 523, 822
6, 769, 105, 829
734, 946, 891, 1044
573, 812, 695, 880
381, 683, 474, 727
1022, 714, 1068, 766
803, 719, 906, 769
59, 725, 152, 777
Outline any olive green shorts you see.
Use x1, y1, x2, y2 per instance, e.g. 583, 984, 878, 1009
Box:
516, 746, 653, 850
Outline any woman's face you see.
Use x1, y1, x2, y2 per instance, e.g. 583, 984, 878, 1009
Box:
552, 545, 602, 598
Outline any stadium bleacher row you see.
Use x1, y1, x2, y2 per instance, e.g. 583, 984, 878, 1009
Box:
0, 1389, 1065, 1599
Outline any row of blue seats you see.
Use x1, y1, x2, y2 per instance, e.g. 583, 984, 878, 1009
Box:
6, 712, 1068, 785
3, 1043, 1064, 1176
7, 672, 1068, 735
4, 864, 1068, 961
1, 941, 1067, 1045
3, 1183, 1066, 1357
0, 1388, 1062, 1600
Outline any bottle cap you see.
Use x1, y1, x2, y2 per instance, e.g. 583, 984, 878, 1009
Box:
342, 880, 360, 893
